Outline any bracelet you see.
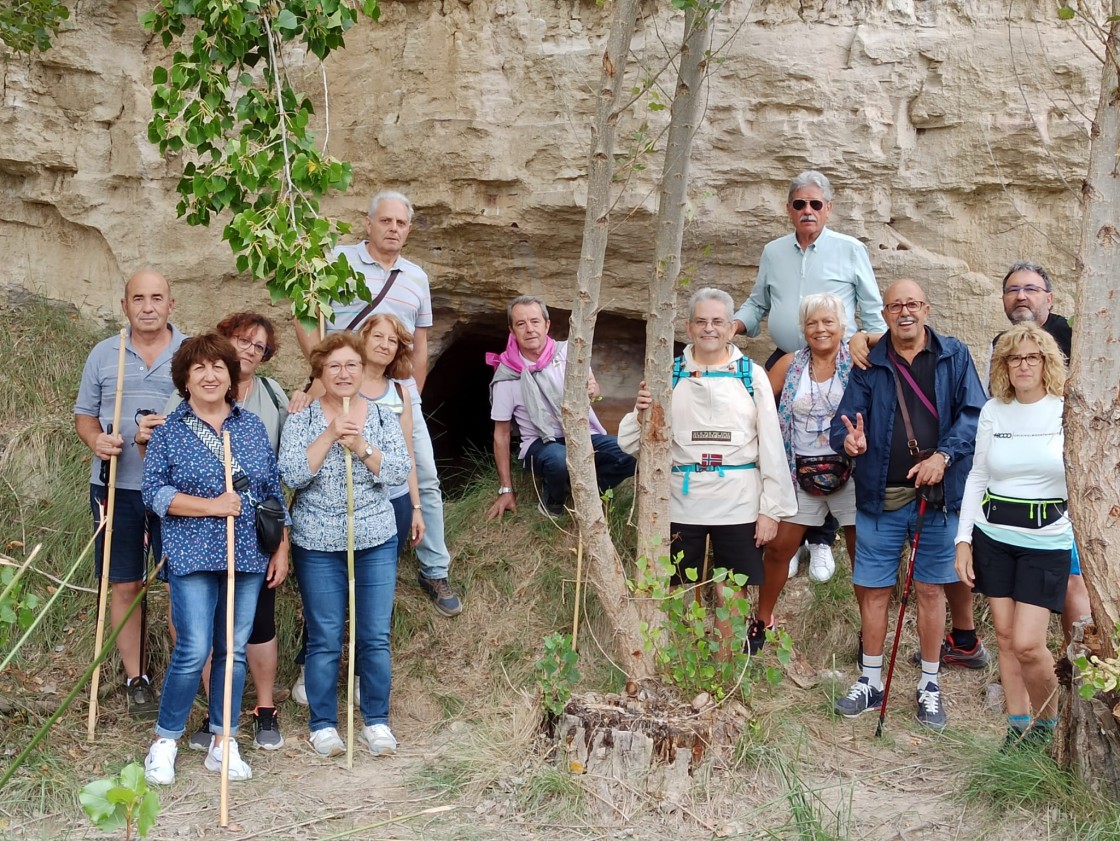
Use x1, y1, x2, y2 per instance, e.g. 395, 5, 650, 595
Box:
498, 486, 514, 495
412, 504, 422, 510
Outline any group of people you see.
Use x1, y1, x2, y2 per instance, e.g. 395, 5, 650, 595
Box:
75, 177, 1082, 788
76, 192, 464, 786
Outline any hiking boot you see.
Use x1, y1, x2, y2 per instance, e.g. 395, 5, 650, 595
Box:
309, 727, 346, 757
910, 634, 992, 669
188, 717, 212, 751
204, 737, 252, 780
418, 574, 463, 617
253, 707, 284, 750
916, 682, 948, 731
126, 675, 159, 720
807, 543, 836, 583
1023, 725, 1055, 750
144, 738, 178, 786
359, 723, 398, 757
745, 618, 768, 656
834, 677, 883, 718
292, 666, 308, 706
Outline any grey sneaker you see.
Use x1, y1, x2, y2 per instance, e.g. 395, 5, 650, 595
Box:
916, 682, 948, 731
253, 707, 284, 750
418, 574, 463, 617
359, 723, 398, 756
309, 727, 345, 757
834, 677, 884, 718
126, 675, 159, 721
188, 717, 211, 751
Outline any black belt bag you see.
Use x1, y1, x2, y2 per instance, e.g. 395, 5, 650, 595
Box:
795, 454, 852, 496
982, 492, 1067, 529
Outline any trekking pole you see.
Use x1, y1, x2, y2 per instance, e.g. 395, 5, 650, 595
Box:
876, 497, 929, 738
87, 328, 127, 742
220, 431, 236, 827
343, 396, 356, 769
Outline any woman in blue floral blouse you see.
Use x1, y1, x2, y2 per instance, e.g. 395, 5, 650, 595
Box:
279, 332, 410, 760
141, 334, 289, 786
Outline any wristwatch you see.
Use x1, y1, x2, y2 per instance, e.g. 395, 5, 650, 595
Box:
937, 451, 952, 468
498, 486, 514, 495
364, 444, 375, 459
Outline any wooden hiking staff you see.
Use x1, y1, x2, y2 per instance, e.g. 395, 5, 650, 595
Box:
343, 396, 357, 769
220, 430, 236, 827
87, 327, 127, 742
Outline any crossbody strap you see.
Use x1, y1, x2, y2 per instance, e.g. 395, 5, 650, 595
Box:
343, 268, 402, 332
886, 345, 937, 458
181, 413, 250, 492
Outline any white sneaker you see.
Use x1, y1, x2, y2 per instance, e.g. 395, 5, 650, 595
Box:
309, 727, 346, 757
359, 723, 397, 757
807, 543, 836, 582
292, 666, 308, 706
144, 738, 178, 786
203, 737, 252, 781
788, 549, 801, 578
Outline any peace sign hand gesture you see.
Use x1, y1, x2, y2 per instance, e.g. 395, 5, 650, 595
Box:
841, 413, 867, 457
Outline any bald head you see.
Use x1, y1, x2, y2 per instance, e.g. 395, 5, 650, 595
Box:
124, 270, 171, 299
121, 270, 174, 338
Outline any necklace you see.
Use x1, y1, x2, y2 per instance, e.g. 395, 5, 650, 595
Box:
806, 360, 838, 438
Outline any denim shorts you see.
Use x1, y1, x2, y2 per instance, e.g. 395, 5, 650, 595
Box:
853, 501, 959, 588
89, 484, 162, 583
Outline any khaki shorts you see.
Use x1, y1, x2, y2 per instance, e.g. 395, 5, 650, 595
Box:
785, 479, 856, 528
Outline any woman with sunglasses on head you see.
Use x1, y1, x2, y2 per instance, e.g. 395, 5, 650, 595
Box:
279, 332, 410, 759
954, 322, 1072, 748
164, 313, 291, 752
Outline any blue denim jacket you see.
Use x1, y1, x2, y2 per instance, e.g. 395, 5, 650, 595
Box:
829, 328, 986, 515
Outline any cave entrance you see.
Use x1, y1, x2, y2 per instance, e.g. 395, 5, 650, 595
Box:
422, 309, 649, 497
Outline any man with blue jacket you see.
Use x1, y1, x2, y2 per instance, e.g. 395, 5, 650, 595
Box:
829, 279, 985, 730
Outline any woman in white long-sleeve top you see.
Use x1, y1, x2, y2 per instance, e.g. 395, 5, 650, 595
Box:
954, 322, 1071, 748
278, 332, 411, 760
617, 287, 797, 658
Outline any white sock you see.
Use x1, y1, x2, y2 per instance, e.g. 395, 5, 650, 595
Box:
861, 653, 884, 690
919, 660, 939, 692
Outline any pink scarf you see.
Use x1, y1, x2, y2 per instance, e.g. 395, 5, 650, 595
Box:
485, 333, 557, 373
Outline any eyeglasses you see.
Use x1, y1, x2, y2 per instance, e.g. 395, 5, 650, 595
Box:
691, 318, 728, 330
885, 300, 928, 315
791, 199, 826, 211
234, 336, 269, 357
325, 361, 364, 375
1008, 353, 1044, 368
1003, 284, 1048, 296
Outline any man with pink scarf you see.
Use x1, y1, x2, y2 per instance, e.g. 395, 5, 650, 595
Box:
486, 296, 635, 519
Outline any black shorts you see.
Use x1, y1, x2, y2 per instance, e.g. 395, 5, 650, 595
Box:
669, 522, 764, 587
972, 528, 1069, 613
248, 581, 277, 645
89, 484, 162, 583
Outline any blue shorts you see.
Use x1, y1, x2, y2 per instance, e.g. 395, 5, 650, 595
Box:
89, 484, 162, 583
853, 502, 959, 588
1070, 540, 1081, 576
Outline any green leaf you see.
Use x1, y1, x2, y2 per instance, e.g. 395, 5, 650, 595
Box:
152, 65, 168, 85
1057, 5, 1075, 20
138, 790, 161, 837
275, 8, 299, 30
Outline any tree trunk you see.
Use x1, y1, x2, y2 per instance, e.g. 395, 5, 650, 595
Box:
1059, 3, 1120, 794
561, 0, 653, 680
635, 4, 717, 582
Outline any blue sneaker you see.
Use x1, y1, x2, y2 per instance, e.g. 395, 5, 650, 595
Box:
835, 677, 883, 718
916, 682, 948, 731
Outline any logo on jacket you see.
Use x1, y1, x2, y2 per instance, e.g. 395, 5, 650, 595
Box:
692, 431, 732, 442
700, 453, 724, 471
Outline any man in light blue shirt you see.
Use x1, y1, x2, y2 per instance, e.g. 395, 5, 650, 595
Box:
733, 170, 886, 368
733, 170, 886, 583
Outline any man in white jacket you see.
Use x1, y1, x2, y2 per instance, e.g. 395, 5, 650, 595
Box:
618, 288, 797, 655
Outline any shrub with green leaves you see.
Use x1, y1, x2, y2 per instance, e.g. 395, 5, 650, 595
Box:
0, 565, 41, 643
79, 762, 160, 840
536, 633, 580, 718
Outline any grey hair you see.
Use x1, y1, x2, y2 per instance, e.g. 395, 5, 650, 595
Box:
687, 287, 735, 322
787, 170, 833, 203
1002, 261, 1053, 292
368, 190, 414, 223
798, 293, 846, 330
507, 295, 550, 325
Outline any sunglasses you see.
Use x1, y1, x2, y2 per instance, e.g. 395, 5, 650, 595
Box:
791, 199, 826, 211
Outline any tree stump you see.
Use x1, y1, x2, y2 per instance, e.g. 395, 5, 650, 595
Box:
555, 682, 748, 816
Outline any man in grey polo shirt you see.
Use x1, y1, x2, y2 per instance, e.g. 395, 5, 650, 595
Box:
294, 190, 462, 618
74, 270, 187, 718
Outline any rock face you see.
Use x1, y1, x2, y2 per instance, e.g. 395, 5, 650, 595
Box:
0, 0, 1098, 381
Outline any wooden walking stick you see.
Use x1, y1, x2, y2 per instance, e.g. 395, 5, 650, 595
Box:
87, 327, 127, 742
343, 396, 357, 769
220, 430, 236, 827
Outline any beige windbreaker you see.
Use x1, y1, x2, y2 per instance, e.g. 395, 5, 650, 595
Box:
617, 345, 797, 526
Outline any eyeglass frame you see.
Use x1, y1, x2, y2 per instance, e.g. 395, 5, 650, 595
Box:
1002, 284, 1049, 297
1007, 352, 1044, 368
324, 361, 364, 375
790, 199, 826, 211
690, 318, 729, 330
884, 300, 928, 315
233, 335, 270, 357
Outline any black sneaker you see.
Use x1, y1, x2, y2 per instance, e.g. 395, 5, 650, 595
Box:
916, 682, 948, 731
188, 716, 212, 751
835, 677, 883, 718
745, 618, 767, 656
253, 707, 284, 750
910, 634, 992, 669
418, 574, 463, 617
126, 675, 159, 720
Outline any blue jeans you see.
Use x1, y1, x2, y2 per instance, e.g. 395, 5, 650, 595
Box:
525, 435, 636, 512
156, 570, 263, 739
293, 538, 398, 731
411, 402, 450, 580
